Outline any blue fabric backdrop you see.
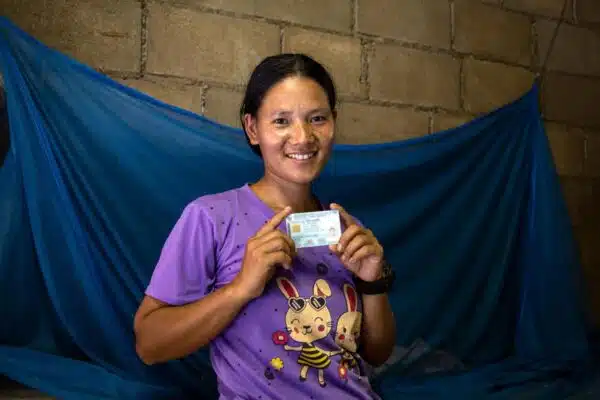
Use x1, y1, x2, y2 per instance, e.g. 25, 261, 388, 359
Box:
0, 17, 594, 399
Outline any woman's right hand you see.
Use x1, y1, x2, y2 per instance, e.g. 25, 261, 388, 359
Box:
232, 206, 296, 301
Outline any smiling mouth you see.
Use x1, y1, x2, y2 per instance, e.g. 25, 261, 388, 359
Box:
286, 151, 318, 161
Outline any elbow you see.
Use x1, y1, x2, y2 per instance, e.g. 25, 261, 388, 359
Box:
361, 334, 396, 367
135, 337, 159, 366
134, 323, 163, 366
365, 349, 393, 368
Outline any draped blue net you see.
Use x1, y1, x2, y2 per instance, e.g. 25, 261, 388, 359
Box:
0, 16, 597, 399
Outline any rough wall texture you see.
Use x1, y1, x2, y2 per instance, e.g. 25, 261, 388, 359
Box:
1, 0, 600, 325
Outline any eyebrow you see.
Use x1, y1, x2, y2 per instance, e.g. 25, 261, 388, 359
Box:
269, 108, 331, 118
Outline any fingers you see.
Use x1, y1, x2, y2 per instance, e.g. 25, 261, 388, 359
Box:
339, 233, 371, 263
265, 251, 293, 270
335, 224, 363, 254
256, 206, 292, 236
254, 230, 296, 256
330, 203, 355, 229
256, 233, 295, 258
345, 244, 379, 265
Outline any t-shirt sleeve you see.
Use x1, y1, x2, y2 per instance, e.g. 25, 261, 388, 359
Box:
145, 202, 217, 306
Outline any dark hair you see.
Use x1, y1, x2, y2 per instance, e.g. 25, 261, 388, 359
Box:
239, 53, 337, 157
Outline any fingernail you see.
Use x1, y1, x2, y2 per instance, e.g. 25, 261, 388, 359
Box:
337, 244, 343, 252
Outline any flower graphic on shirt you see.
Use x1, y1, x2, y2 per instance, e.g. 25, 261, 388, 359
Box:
272, 330, 289, 345
270, 357, 284, 371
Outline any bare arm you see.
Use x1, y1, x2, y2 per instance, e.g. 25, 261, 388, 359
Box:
359, 293, 396, 367
134, 207, 294, 365
134, 282, 250, 365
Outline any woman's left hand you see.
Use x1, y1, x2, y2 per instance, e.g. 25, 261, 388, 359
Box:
329, 203, 384, 282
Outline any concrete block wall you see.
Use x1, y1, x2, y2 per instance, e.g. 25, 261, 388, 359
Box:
2, 0, 600, 326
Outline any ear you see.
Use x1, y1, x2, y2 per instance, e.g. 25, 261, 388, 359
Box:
243, 114, 259, 145
313, 279, 332, 298
277, 277, 299, 300
343, 284, 357, 312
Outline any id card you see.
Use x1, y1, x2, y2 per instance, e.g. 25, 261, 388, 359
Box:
285, 210, 342, 249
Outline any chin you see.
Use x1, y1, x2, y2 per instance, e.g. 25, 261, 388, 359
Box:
287, 165, 326, 184
285, 174, 319, 186
266, 155, 329, 185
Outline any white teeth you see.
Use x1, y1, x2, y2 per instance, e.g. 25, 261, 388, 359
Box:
287, 152, 316, 160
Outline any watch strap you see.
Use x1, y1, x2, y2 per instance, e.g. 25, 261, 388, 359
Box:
353, 261, 395, 295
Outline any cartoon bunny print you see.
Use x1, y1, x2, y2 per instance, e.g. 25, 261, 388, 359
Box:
334, 284, 363, 378
276, 277, 336, 387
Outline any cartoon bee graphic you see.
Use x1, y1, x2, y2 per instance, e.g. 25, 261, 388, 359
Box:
276, 277, 336, 387
334, 284, 363, 378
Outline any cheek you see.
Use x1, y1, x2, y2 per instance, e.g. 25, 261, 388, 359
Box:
318, 325, 325, 332
317, 126, 335, 144
259, 134, 286, 153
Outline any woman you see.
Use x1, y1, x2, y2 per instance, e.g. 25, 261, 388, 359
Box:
134, 54, 396, 399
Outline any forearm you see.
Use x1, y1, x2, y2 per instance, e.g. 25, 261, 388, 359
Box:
135, 283, 249, 365
359, 293, 396, 367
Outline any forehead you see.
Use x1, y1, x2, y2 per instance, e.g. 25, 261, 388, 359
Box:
259, 76, 330, 113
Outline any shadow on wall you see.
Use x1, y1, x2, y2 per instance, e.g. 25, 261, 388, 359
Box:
0, 88, 8, 166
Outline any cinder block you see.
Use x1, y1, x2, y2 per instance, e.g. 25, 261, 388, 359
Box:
431, 113, 473, 133
146, 3, 280, 85
196, 0, 352, 32
369, 44, 460, 109
204, 87, 244, 128
336, 103, 430, 144
357, 0, 451, 49
118, 78, 203, 114
0, 0, 141, 72
560, 177, 591, 227
454, 0, 532, 66
577, 0, 600, 23
584, 132, 600, 178
575, 227, 600, 274
283, 28, 363, 96
545, 122, 585, 176
463, 58, 535, 114
504, 0, 573, 19
543, 73, 600, 128
536, 19, 600, 77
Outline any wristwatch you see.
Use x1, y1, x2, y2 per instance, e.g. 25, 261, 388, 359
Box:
352, 260, 395, 295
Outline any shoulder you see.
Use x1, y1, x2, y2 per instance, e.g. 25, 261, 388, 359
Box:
178, 185, 249, 228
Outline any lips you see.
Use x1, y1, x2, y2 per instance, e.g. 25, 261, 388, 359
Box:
285, 151, 317, 161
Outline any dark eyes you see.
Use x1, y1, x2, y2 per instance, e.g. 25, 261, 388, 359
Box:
272, 115, 328, 126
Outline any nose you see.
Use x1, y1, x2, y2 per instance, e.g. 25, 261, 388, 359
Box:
291, 121, 313, 144
303, 325, 311, 330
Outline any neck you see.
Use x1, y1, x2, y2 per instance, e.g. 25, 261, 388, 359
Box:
251, 175, 320, 213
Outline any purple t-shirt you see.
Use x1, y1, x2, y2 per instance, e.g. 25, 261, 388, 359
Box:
146, 184, 381, 400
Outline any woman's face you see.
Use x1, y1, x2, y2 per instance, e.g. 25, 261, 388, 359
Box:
244, 76, 335, 186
